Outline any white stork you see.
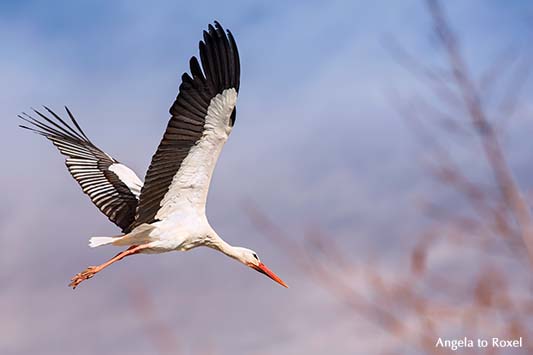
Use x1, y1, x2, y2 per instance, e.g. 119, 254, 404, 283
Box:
20, 22, 287, 289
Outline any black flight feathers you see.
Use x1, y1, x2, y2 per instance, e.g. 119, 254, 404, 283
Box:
18, 107, 140, 232
170, 21, 240, 125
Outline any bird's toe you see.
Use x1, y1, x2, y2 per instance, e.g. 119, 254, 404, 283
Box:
69, 266, 98, 289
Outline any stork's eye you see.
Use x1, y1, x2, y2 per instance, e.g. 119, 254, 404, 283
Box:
252, 253, 259, 260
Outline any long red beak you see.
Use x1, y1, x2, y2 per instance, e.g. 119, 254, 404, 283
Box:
252, 262, 288, 288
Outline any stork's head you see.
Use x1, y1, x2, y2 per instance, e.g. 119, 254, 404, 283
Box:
233, 247, 288, 288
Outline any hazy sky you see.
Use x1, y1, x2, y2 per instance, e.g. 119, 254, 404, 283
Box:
1, 1, 532, 354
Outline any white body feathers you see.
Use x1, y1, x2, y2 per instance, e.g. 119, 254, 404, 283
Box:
89, 89, 238, 254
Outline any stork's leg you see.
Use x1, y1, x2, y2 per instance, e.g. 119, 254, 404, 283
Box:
69, 244, 150, 289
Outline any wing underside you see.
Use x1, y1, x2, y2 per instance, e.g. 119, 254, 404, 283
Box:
19, 107, 142, 232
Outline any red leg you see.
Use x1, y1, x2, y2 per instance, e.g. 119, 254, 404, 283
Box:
69, 244, 150, 289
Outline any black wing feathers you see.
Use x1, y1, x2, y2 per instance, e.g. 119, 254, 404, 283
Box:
19, 107, 139, 232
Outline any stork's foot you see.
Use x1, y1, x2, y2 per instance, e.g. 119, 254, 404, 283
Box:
69, 266, 99, 289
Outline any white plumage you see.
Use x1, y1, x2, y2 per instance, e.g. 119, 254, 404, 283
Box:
108, 163, 143, 197
156, 88, 237, 219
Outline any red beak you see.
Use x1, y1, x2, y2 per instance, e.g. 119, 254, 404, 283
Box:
252, 262, 288, 288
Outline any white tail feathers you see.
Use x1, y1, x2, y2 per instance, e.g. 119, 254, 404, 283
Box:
89, 225, 155, 248
89, 236, 119, 248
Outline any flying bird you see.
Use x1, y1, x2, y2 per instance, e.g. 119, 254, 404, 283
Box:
19, 22, 287, 289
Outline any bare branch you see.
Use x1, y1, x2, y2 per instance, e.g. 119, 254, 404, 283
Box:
426, 0, 533, 265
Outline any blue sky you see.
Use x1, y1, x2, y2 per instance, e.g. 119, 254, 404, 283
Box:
1, 1, 532, 354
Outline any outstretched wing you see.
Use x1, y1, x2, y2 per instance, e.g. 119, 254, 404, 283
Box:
131, 21, 240, 229
19, 107, 143, 232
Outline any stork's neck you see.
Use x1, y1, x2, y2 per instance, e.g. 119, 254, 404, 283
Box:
209, 233, 241, 260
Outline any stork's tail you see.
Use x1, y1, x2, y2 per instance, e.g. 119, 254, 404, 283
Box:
89, 224, 155, 248
89, 236, 120, 248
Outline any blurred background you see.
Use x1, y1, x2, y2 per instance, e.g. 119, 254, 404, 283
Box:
1, 0, 532, 354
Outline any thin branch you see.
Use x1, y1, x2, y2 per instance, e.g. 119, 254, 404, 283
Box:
426, 0, 533, 266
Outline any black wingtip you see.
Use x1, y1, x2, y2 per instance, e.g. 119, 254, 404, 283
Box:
202, 30, 210, 44
213, 20, 223, 31
17, 105, 92, 143
197, 21, 240, 92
